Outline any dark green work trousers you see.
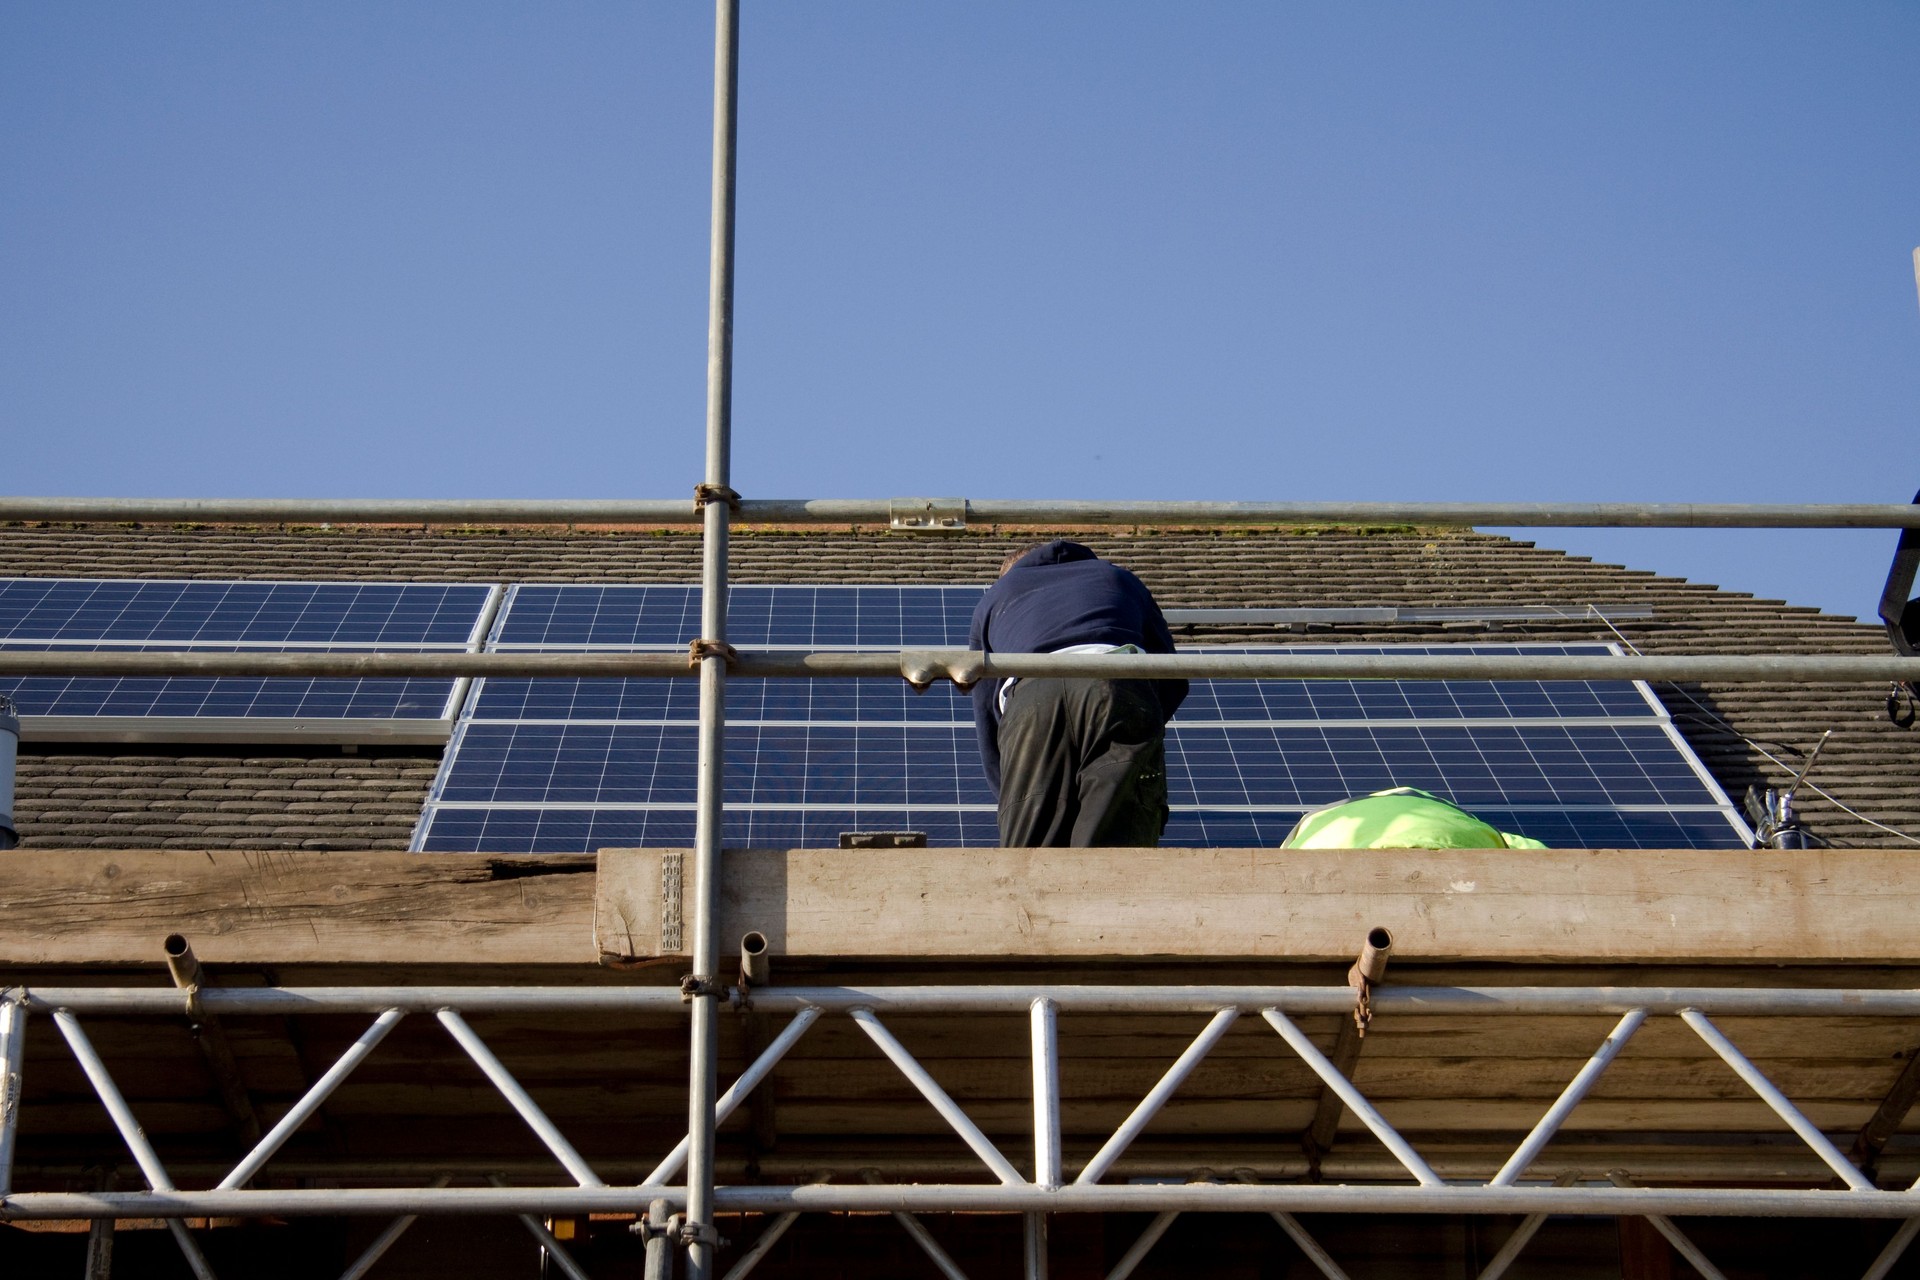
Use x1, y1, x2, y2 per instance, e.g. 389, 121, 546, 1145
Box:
996, 677, 1170, 848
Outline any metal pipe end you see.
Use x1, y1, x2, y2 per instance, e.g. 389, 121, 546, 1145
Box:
1351, 927, 1394, 985
739, 931, 770, 989
162, 933, 204, 991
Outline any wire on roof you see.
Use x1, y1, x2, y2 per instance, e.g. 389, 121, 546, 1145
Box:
1589, 613, 1920, 847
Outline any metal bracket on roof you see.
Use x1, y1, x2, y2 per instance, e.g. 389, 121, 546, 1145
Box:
889, 497, 968, 532
839, 830, 928, 849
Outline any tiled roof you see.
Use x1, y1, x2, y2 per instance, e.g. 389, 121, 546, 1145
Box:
5, 521, 1914, 849
14, 746, 436, 851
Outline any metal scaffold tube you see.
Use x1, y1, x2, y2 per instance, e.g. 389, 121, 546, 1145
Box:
686, 0, 740, 1275
23, 982, 1920, 1017
1076, 1009, 1240, 1187
10, 1182, 1920, 1221
0, 998, 25, 1197
6, 649, 1920, 685
6, 496, 1920, 528
644, 1008, 822, 1187
335, 1174, 453, 1280
217, 1008, 406, 1191
51, 1011, 219, 1279
1489, 1010, 1646, 1187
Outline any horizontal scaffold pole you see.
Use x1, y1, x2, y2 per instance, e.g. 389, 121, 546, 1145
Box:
10, 1151, 1906, 1186
5, 1183, 1920, 1221
4, 496, 1920, 528
19, 984, 1920, 1017
1, 649, 1918, 685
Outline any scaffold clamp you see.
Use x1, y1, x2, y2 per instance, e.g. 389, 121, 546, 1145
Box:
693, 483, 741, 513
679, 974, 731, 1004
688, 639, 738, 668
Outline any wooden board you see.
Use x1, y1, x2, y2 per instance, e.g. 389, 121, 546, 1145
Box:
6, 845, 1920, 967
594, 846, 1920, 964
0, 850, 598, 966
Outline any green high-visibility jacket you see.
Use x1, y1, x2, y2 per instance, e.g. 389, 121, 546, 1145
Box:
1281, 788, 1550, 850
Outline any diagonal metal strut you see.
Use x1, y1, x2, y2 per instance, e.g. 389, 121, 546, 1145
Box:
1680, 1008, 1874, 1191
851, 1007, 1024, 1186
1262, 1008, 1440, 1186
53, 1009, 219, 1280
438, 1009, 604, 1188
645, 1006, 822, 1186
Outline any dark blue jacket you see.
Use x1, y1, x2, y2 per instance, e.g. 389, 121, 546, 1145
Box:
969, 540, 1187, 796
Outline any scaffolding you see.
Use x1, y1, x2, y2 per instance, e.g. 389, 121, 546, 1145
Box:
8, 3, 1920, 1277
9, 983, 1920, 1279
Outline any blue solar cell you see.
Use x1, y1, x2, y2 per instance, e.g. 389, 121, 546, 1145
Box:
438, 723, 995, 807
492, 585, 979, 648
469, 676, 974, 723
417, 806, 1000, 854
434, 720, 1711, 815
0, 580, 491, 728
0, 674, 455, 719
1166, 724, 1715, 808
416, 803, 1744, 854
1161, 807, 1747, 850
1174, 671, 1656, 721
469, 666, 1650, 727
566, 674, 1622, 724
0, 579, 491, 646
1468, 807, 1749, 849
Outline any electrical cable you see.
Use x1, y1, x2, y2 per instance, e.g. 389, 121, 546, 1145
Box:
1584, 614, 1920, 846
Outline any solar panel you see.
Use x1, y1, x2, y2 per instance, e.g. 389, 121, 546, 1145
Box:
1162, 808, 1753, 850
1170, 649, 1661, 722
0, 579, 496, 739
435, 723, 990, 806
418, 806, 1000, 853
492, 584, 978, 649
413, 585, 1751, 852
469, 676, 974, 724
432, 721, 1713, 810
469, 646, 1659, 725
0, 579, 491, 646
1, 668, 454, 719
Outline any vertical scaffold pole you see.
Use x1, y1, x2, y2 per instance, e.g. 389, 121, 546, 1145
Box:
0, 996, 26, 1196
687, 0, 740, 1276
1028, 997, 1060, 1279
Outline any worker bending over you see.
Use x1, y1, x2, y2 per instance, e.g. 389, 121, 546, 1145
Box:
970, 540, 1187, 847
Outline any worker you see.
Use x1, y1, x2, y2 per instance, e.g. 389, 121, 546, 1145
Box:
1282, 787, 1549, 849
970, 540, 1188, 846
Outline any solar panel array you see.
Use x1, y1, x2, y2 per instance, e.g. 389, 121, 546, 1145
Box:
414, 584, 1750, 851
0, 579, 496, 728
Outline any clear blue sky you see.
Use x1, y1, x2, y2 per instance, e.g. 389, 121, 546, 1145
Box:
5, 3, 1917, 620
